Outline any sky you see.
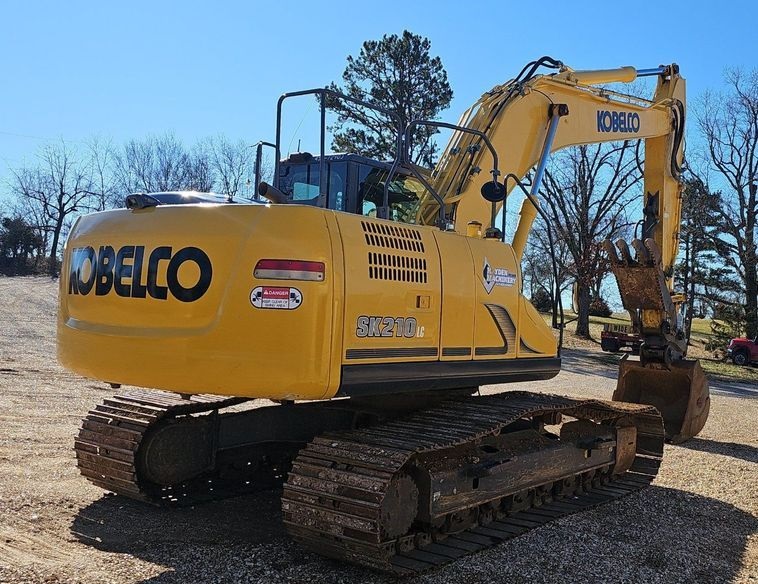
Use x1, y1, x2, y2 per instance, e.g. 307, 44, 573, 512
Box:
1, 0, 756, 206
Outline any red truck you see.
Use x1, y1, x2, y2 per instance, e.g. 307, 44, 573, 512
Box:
726, 336, 758, 366
600, 323, 643, 353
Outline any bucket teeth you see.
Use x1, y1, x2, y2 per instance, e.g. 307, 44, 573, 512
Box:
631, 239, 650, 264
615, 239, 635, 266
643, 238, 662, 265
603, 239, 621, 264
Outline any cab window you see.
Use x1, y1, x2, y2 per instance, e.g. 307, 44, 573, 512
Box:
357, 166, 424, 224
279, 162, 347, 211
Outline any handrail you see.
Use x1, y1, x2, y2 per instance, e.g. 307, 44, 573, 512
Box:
253, 141, 277, 200
382, 119, 502, 227
274, 88, 403, 206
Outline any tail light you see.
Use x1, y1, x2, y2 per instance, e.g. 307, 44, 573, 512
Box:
254, 259, 325, 281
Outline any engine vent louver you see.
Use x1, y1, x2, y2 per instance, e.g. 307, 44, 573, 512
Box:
361, 221, 424, 252
361, 221, 428, 283
368, 252, 428, 283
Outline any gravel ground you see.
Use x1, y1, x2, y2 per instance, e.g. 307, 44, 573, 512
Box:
0, 276, 755, 584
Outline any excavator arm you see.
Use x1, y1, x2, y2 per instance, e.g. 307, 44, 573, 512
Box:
423, 62, 683, 266
419, 59, 707, 442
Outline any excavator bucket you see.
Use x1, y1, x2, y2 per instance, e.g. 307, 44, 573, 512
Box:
613, 357, 710, 444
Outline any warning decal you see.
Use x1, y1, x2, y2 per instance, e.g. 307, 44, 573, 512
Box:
250, 286, 302, 310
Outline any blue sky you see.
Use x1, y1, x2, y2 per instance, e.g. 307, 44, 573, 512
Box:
1, 0, 755, 203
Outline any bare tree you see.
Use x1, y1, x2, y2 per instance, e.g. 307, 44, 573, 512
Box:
208, 136, 253, 200
10, 141, 94, 275
522, 219, 572, 327
88, 136, 117, 210
699, 68, 758, 338
114, 137, 155, 194
541, 142, 641, 338
188, 141, 214, 192
113, 133, 211, 194
153, 133, 190, 191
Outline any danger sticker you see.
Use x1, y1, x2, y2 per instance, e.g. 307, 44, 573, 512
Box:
250, 286, 302, 310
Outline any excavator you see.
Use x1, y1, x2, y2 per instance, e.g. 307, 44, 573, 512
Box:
60, 57, 710, 573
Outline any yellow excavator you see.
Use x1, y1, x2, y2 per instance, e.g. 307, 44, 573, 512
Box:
60, 57, 709, 573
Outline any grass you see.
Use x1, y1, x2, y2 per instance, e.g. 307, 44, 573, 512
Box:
699, 359, 758, 383
539, 311, 758, 383
690, 317, 714, 337
543, 311, 716, 346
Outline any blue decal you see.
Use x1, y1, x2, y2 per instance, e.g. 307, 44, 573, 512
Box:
597, 110, 640, 133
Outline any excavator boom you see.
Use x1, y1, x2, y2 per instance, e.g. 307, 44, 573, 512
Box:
413, 59, 707, 442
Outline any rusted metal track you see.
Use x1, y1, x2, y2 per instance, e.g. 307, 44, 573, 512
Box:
281, 391, 664, 574
74, 389, 248, 504
74, 389, 372, 505
77, 388, 664, 574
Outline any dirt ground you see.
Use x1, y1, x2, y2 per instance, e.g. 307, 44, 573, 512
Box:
0, 276, 756, 584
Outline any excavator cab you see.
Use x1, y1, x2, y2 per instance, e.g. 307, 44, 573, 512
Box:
274, 152, 426, 222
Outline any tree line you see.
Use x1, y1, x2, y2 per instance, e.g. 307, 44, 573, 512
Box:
0, 134, 262, 276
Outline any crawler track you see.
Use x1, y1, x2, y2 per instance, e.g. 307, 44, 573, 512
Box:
74, 389, 248, 504
76, 389, 664, 573
282, 391, 664, 574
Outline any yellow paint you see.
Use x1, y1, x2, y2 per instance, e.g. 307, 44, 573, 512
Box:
59, 205, 339, 399
58, 62, 686, 400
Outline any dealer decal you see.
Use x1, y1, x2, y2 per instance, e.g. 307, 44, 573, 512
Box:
250, 286, 302, 310
482, 257, 516, 294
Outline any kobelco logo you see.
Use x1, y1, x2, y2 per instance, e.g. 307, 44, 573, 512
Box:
597, 110, 640, 133
67, 245, 212, 302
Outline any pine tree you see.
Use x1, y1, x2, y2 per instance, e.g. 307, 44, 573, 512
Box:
674, 176, 721, 342
327, 31, 453, 167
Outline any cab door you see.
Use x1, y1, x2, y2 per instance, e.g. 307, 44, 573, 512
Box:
433, 230, 476, 360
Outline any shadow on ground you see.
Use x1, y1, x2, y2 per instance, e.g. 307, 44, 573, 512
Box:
559, 349, 621, 380
708, 378, 758, 398
681, 437, 758, 464
561, 349, 758, 398
70, 485, 757, 584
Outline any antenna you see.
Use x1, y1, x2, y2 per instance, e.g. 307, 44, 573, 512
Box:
297, 139, 301, 153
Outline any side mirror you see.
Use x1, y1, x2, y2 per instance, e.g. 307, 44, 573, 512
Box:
481, 180, 506, 202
